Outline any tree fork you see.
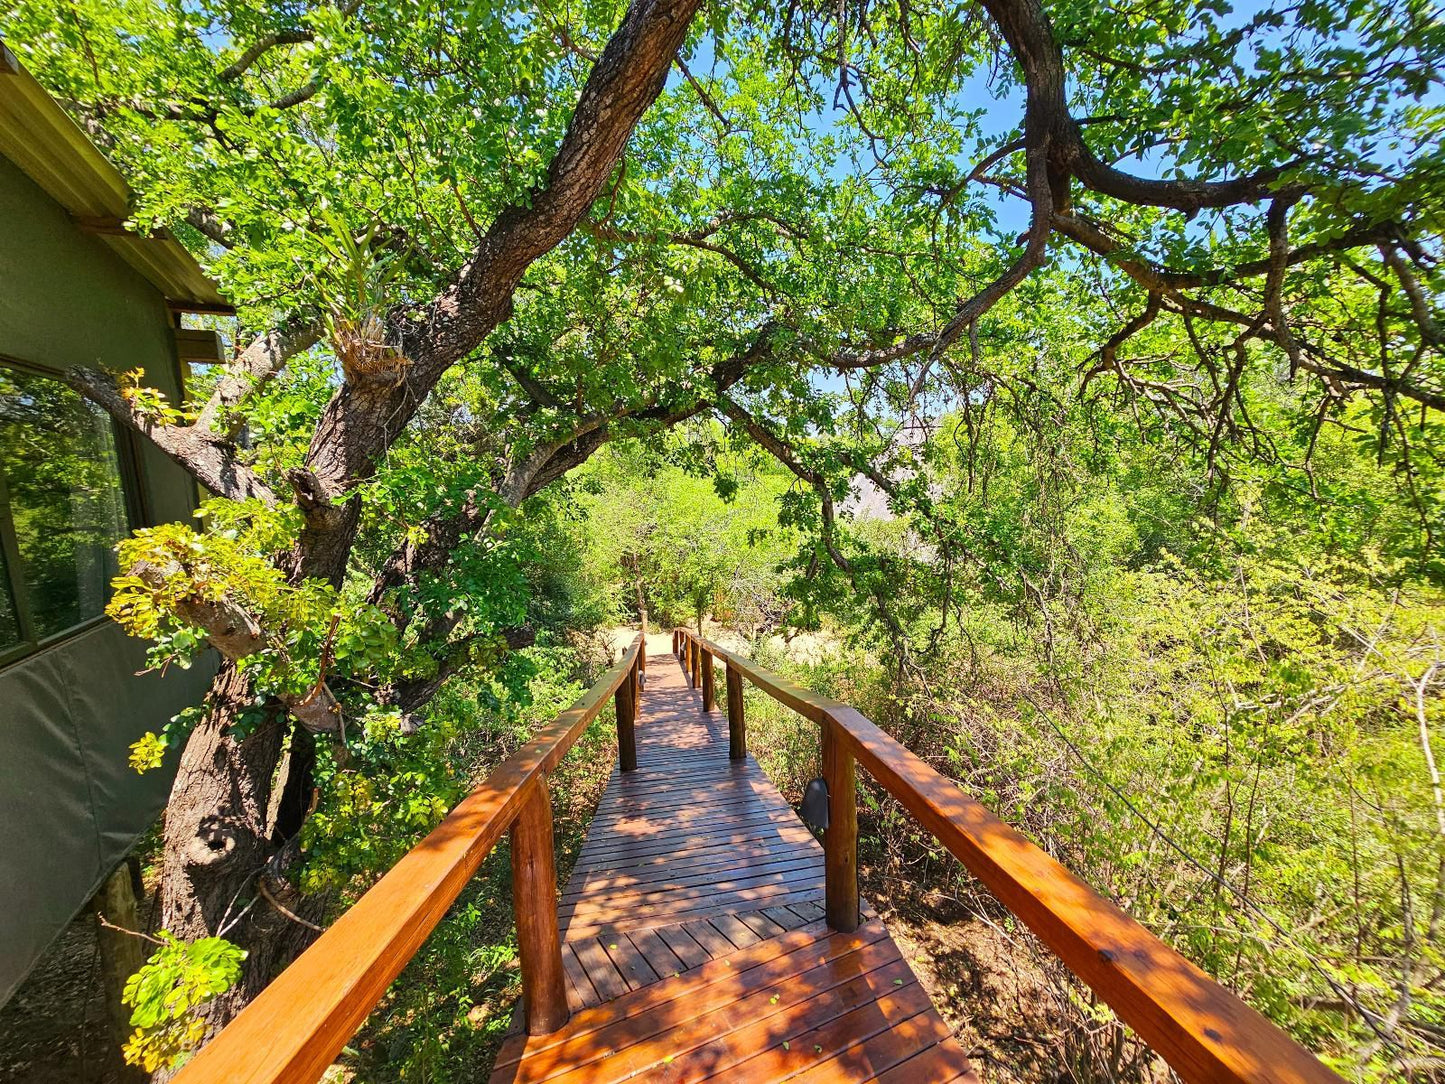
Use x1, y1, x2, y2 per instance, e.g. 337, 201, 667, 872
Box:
133, 0, 709, 1047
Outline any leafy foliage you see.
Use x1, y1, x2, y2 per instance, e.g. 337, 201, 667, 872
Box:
569, 431, 800, 634
120, 934, 246, 1072
1, 0, 1442, 1074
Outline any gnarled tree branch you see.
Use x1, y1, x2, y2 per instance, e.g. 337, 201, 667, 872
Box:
66, 367, 278, 504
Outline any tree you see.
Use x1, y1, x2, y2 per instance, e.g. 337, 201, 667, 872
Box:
4, 0, 1440, 1055
574, 433, 797, 634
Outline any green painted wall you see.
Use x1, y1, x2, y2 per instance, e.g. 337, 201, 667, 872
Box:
0, 153, 215, 1005
0, 153, 194, 524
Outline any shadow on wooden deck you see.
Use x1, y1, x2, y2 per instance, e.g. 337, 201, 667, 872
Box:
490, 652, 975, 1083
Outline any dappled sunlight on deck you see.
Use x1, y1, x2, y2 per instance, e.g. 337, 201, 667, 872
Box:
171, 630, 1342, 1084
491, 652, 973, 1082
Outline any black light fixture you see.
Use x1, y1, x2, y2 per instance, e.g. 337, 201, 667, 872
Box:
800, 777, 829, 831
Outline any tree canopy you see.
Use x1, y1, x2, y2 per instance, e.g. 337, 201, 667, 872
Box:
1, 0, 1442, 1072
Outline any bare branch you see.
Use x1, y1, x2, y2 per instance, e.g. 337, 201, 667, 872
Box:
185, 206, 235, 248
261, 77, 324, 112
581, 217, 775, 293
216, 0, 361, 82
675, 55, 730, 132
1081, 291, 1164, 388
1382, 245, 1444, 350
218, 29, 314, 82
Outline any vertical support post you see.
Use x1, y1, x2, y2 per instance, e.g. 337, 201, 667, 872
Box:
510, 777, 569, 1035
821, 719, 860, 932
92, 860, 145, 1063
701, 650, 715, 712
616, 660, 638, 773
673, 629, 680, 656
690, 636, 702, 689
726, 663, 746, 761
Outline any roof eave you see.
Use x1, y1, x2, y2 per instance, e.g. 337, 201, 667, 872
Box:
0, 39, 234, 315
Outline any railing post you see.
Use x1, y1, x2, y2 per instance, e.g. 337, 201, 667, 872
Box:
726, 663, 745, 760
690, 636, 701, 689
701, 649, 715, 712
821, 718, 860, 933
510, 776, 569, 1035
616, 658, 638, 773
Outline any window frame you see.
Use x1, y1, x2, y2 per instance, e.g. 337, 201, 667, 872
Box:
0, 354, 147, 666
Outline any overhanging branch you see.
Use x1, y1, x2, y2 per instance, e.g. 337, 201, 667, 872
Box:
67, 367, 278, 505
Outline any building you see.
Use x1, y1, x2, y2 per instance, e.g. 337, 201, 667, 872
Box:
0, 40, 226, 1005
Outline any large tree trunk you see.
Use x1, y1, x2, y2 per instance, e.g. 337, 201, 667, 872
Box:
158, 663, 322, 1040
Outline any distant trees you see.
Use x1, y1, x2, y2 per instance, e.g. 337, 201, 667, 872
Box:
573, 436, 798, 637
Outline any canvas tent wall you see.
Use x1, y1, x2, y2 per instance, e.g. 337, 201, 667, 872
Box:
0, 42, 226, 1006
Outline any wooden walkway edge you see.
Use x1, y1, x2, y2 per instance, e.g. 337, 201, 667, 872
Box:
491, 644, 975, 1083
173, 626, 1342, 1084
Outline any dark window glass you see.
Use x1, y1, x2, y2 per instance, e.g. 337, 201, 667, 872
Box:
0, 364, 131, 646
0, 544, 20, 651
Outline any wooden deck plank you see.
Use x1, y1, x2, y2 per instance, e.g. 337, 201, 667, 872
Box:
682, 917, 740, 959
559, 945, 600, 1011
493, 922, 873, 1076
600, 932, 660, 991
773, 993, 948, 1082
627, 926, 686, 981
630, 963, 924, 1083
495, 646, 972, 1084
655, 922, 712, 970
707, 913, 763, 950
565, 855, 822, 899
495, 928, 903, 1083
689, 977, 933, 1082
568, 938, 628, 1002
561, 853, 823, 904
560, 863, 825, 922
736, 910, 788, 940
868, 1042, 984, 1084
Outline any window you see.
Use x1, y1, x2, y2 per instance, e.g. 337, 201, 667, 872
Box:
0, 363, 134, 661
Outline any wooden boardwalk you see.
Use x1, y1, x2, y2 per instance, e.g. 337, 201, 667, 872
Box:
491, 646, 975, 1083
177, 629, 1342, 1084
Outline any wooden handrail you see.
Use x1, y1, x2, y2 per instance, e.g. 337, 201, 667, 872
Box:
677, 629, 1343, 1084
175, 636, 643, 1084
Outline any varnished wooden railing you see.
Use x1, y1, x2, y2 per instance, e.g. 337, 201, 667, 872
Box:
175, 636, 644, 1084
674, 628, 1343, 1084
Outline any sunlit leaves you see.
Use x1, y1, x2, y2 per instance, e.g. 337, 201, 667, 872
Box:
121, 933, 246, 1072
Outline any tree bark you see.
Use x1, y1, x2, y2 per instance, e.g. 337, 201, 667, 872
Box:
72, 0, 706, 1057
157, 663, 322, 1041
